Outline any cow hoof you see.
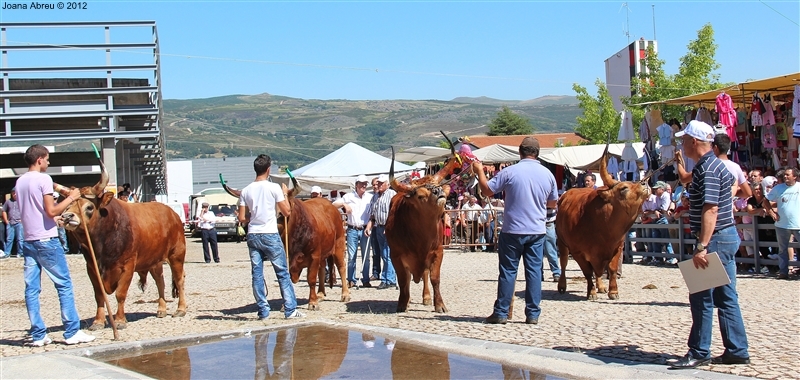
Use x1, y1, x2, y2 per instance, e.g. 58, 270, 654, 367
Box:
587, 293, 598, 301
422, 298, 432, 306
608, 292, 620, 300
308, 303, 319, 311
173, 310, 186, 318
316, 292, 326, 301
435, 305, 448, 313
115, 321, 127, 330
396, 307, 408, 313
156, 310, 167, 318
597, 287, 608, 294
340, 295, 350, 302
88, 322, 104, 331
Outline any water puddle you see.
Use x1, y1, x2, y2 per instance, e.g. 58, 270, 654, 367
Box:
103, 325, 562, 379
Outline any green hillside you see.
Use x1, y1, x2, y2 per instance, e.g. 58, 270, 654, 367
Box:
161, 94, 581, 169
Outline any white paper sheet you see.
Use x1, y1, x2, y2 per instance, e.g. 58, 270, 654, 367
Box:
678, 252, 732, 294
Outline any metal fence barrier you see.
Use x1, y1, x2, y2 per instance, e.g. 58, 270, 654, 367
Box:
625, 212, 799, 273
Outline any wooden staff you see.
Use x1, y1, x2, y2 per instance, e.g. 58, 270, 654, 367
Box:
83, 227, 119, 340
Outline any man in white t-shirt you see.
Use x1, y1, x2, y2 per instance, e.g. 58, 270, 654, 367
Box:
238, 154, 304, 320
712, 134, 752, 199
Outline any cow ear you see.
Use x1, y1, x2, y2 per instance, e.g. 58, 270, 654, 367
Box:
99, 192, 115, 207
404, 188, 417, 198
596, 188, 616, 202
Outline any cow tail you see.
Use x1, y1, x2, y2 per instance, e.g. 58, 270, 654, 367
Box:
137, 272, 147, 292
327, 255, 335, 289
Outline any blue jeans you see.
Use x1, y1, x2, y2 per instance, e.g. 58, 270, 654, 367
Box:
775, 228, 800, 276
57, 227, 68, 252
493, 232, 545, 320
687, 226, 749, 360
22, 238, 82, 341
246, 233, 298, 318
543, 223, 561, 277
5, 223, 23, 256
650, 217, 674, 258
345, 227, 370, 283
373, 226, 396, 285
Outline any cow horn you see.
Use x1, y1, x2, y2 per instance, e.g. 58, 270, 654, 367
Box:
222, 183, 241, 198
289, 176, 300, 198
389, 146, 412, 193
92, 160, 109, 196
598, 141, 618, 188
440, 130, 456, 157
53, 183, 72, 198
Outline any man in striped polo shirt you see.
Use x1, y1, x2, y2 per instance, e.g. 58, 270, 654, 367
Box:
670, 120, 750, 369
365, 174, 397, 290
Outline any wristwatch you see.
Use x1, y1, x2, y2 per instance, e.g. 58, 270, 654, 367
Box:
695, 242, 706, 252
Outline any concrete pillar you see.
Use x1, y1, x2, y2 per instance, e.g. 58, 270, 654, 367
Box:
101, 138, 118, 187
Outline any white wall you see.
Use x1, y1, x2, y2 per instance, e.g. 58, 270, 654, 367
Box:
166, 160, 193, 204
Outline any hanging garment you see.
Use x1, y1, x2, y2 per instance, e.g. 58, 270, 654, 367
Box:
656, 123, 673, 146
618, 110, 636, 141
639, 119, 650, 142
622, 159, 638, 181
736, 131, 748, 146
794, 85, 800, 118
793, 117, 800, 139
761, 124, 777, 149
607, 156, 619, 180
762, 94, 776, 126
695, 107, 713, 125
751, 94, 764, 127
659, 145, 675, 164
776, 122, 788, 141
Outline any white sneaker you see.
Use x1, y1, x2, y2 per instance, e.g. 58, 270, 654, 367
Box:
31, 335, 52, 347
767, 254, 779, 260
285, 310, 305, 319
64, 330, 95, 345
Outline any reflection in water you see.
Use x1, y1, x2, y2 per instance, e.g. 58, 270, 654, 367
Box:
108, 347, 191, 380
106, 326, 557, 379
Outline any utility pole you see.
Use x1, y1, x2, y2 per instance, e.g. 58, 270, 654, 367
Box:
652, 4, 657, 40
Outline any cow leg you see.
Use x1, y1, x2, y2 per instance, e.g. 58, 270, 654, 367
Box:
149, 266, 168, 318
557, 239, 570, 294
593, 260, 607, 294
335, 247, 350, 303
430, 255, 448, 313
167, 252, 187, 317
316, 257, 327, 302
606, 245, 622, 300
83, 257, 108, 331
421, 269, 432, 306
395, 263, 411, 313
572, 253, 597, 301
109, 264, 134, 329
307, 257, 320, 310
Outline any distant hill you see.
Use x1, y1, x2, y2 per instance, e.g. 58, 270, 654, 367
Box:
157, 93, 581, 169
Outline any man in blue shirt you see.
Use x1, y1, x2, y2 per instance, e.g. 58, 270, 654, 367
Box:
473, 137, 558, 325
670, 120, 749, 369
765, 167, 799, 279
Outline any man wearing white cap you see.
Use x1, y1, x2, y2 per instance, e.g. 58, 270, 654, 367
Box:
310, 186, 322, 198
333, 174, 373, 288
670, 120, 749, 369
365, 174, 397, 289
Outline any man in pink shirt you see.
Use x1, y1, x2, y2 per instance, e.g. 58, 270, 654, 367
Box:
16, 144, 95, 346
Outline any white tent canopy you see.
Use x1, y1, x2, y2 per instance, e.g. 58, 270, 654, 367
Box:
394, 146, 451, 163
471, 144, 558, 164
539, 142, 647, 182
270, 142, 414, 194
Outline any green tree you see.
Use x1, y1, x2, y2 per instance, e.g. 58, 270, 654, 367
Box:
573, 80, 621, 144
624, 23, 731, 121
487, 106, 533, 136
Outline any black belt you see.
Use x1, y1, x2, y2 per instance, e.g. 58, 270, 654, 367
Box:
546, 222, 554, 226
347, 225, 364, 230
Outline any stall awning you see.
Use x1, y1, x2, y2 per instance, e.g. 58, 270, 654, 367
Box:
634, 72, 799, 106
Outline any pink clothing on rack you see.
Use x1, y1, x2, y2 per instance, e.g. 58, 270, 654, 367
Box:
762, 95, 776, 126
715, 92, 737, 128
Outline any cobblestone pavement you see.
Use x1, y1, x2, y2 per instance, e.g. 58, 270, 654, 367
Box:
0, 238, 797, 379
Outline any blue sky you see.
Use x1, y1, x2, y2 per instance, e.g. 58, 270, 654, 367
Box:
1, 1, 798, 101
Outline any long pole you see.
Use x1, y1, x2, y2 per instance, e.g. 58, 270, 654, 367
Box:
83, 227, 119, 340
652, 4, 657, 40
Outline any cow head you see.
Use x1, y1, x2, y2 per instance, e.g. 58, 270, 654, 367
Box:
55, 160, 115, 233
595, 143, 651, 208
388, 145, 451, 214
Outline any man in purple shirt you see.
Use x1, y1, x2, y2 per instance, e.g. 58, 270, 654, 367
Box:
473, 137, 558, 325
16, 144, 95, 346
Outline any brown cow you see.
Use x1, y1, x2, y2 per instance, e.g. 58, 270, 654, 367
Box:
57, 165, 187, 330
556, 146, 651, 300
223, 177, 350, 310
385, 141, 461, 313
